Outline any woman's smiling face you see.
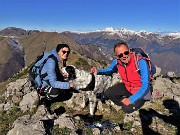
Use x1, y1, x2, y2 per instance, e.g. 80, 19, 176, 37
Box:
58, 47, 70, 60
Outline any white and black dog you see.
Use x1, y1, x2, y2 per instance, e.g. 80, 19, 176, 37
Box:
62, 65, 121, 115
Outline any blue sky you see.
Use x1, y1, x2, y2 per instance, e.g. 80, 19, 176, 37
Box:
0, 0, 179, 32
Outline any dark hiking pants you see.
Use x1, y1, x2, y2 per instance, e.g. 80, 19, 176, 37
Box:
45, 87, 73, 102
40, 87, 73, 113
105, 83, 146, 113
37, 87, 72, 114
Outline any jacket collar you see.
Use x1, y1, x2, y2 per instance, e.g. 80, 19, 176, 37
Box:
51, 49, 60, 62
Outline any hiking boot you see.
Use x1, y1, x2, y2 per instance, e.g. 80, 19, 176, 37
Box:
40, 98, 53, 114
96, 92, 108, 103
39, 90, 47, 97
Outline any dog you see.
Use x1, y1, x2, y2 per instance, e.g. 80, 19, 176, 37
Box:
62, 65, 121, 115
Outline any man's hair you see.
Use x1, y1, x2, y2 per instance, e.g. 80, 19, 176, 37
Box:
113, 42, 129, 52
56, 43, 70, 53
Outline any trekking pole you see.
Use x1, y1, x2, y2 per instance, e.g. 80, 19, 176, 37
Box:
42, 40, 47, 54
19, 79, 29, 93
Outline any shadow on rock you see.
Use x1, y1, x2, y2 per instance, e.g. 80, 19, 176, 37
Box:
54, 106, 66, 116
41, 119, 54, 135
73, 113, 103, 123
139, 99, 180, 135
139, 109, 160, 135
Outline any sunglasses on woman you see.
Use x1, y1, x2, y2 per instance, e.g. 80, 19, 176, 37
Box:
62, 50, 70, 55
117, 51, 129, 58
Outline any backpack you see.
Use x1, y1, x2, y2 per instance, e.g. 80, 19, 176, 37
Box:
29, 53, 58, 90
130, 47, 156, 81
130, 47, 156, 100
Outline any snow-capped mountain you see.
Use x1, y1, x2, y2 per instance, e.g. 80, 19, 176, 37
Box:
62, 27, 180, 75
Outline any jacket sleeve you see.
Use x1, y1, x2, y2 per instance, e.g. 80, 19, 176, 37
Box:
129, 59, 150, 104
97, 59, 118, 75
45, 58, 70, 89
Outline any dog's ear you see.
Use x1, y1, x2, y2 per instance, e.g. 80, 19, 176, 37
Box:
65, 65, 76, 80
69, 65, 76, 69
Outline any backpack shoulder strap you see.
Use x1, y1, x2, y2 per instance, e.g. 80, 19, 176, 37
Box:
130, 47, 149, 75
36, 54, 58, 69
131, 47, 155, 84
48, 54, 58, 65
39, 54, 58, 78
131, 52, 141, 74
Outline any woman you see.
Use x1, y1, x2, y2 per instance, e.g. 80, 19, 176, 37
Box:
32, 43, 74, 106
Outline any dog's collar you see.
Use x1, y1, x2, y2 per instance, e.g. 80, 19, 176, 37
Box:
81, 73, 95, 91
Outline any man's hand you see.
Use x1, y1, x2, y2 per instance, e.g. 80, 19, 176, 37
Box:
91, 67, 98, 75
121, 98, 131, 106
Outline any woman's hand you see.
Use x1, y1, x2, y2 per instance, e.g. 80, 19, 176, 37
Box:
70, 82, 74, 88
62, 72, 68, 77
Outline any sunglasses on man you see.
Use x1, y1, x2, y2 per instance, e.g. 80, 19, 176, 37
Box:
62, 50, 70, 55
117, 51, 129, 58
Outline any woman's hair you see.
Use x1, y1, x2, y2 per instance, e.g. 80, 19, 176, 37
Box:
113, 42, 129, 52
56, 43, 71, 53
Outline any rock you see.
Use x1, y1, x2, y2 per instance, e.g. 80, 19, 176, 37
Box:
54, 113, 76, 131
167, 71, 177, 78
93, 128, 101, 135
4, 101, 14, 111
7, 115, 45, 135
153, 66, 161, 78
19, 91, 39, 112
0, 103, 5, 111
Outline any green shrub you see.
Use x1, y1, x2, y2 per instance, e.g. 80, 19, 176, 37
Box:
59, 127, 72, 135
74, 58, 90, 70
52, 125, 61, 135
72, 51, 77, 54
0, 107, 24, 134
98, 60, 107, 67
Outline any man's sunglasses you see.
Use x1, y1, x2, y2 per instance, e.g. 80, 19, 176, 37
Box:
62, 50, 70, 55
117, 51, 129, 58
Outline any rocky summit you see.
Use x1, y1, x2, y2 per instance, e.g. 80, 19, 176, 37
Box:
0, 66, 180, 135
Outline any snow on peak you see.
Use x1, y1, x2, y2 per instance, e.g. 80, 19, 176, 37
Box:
138, 30, 151, 34
66, 27, 179, 39
100, 27, 138, 37
104, 27, 114, 32
167, 32, 180, 39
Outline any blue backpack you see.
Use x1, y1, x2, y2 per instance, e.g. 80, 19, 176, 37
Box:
29, 54, 58, 90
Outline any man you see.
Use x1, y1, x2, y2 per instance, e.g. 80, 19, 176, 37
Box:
91, 42, 154, 113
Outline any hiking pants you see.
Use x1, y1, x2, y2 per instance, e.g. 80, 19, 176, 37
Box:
45, 87, 73, 102
105, 83, 146, 113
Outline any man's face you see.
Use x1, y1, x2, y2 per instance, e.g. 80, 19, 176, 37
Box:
115, 45, 130, 64
58, 47, 70, 60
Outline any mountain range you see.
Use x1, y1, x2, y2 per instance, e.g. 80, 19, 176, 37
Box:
62, 27, 180, 75
0, 27, 108, 83
0, 27, 179, 83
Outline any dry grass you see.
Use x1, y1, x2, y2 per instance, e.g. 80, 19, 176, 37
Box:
0, 37, 12, 64
19, 32, 81, 66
